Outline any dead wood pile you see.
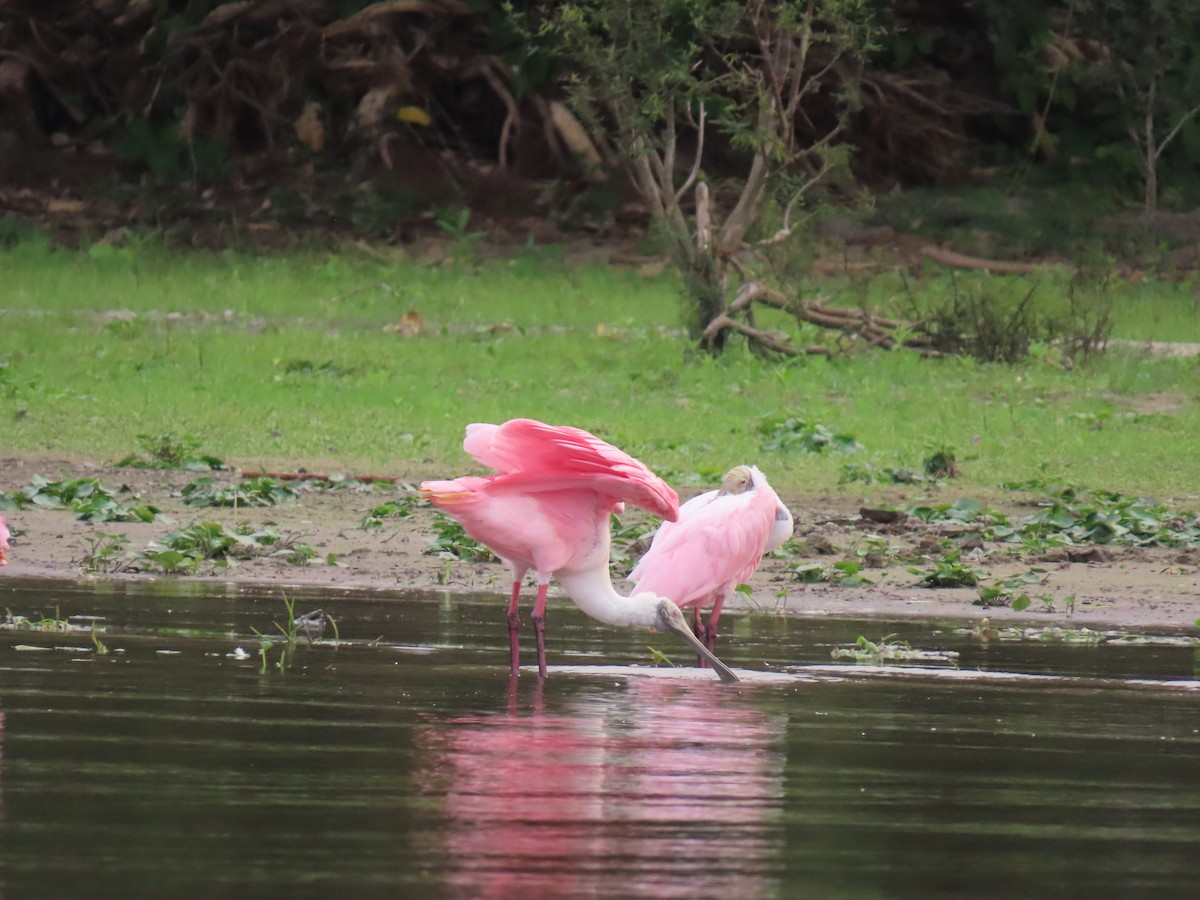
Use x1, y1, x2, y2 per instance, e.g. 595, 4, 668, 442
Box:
0, 0, 557, 176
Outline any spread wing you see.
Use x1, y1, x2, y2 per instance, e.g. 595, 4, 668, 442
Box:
461, 419, 678, 521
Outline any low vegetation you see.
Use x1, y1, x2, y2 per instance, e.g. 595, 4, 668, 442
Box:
771, 477, 1198, 609
831, 634, 960, 665
0, 476, 159, 523
116, 433, 226, 470
425, 514, 493, 562
181, 476, 300, 508
77, 521, 327, 576
904, 487, 1200, 551
359, 492, 426, 530
1, 243, 1197, 501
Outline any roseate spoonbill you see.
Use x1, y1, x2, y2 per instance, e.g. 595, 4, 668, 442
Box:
420, 419, 739, 683
0, 516, 9, 566
629, 465, 793, 658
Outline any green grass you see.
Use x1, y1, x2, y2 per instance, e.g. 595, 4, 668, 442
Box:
1, 241, 1198, 500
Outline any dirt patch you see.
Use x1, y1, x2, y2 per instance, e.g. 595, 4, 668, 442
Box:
1, 454, 1198, 632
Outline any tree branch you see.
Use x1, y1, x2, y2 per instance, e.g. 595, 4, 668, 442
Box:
674, 102, 706, 202
703, 314, 799, 356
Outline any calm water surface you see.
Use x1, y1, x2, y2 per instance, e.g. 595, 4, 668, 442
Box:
0, 577, 1196, 899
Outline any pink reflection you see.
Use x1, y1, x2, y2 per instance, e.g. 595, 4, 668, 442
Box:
414, 679, 785, 899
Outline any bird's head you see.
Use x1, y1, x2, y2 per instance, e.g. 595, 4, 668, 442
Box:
718, 465, 754, 496
651, 598, 739, 683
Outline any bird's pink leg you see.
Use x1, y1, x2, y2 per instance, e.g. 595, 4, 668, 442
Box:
705, 594, 728, 654
531, 580, 550, 679
507, 580, 523, 677
691, 606, 709, 668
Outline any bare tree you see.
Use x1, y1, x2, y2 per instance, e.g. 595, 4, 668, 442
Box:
549, 0, 874, 355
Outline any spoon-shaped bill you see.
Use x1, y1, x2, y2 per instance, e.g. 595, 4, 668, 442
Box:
657, 602, 740, 683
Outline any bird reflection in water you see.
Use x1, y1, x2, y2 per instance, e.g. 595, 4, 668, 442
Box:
414, 679, 786, 899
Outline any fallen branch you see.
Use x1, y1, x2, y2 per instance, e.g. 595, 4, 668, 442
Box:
920, 244, 1049, 275
703, 286, 941, 357
702, 314, 799, 357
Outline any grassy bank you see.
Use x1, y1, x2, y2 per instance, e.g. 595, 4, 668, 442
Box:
2, 240, 1198, 500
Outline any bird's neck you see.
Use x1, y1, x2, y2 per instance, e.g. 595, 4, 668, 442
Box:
555, 566, 659, 628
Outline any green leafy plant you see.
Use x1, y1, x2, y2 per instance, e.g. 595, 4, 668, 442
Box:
272, 540, 320, 566
831, 634, 960, 664
909, 550, 982, 588
975, 568, 1050, 610
359, 492, 424, 529
426, 513, 493, 561
1104, 631, 1198, 647
4, 607, 66, 631
610, 514, 661, 568
435, 205, 488, 244
137, 547, 201, 575
0, 475, 159, 523
80, 532, 133, 574
907, 497, 991, 525
1023, 625, 1105, 644
838, 461, 927, 485
647, 646, 677, 668
853, 534, 902, 568
303, 474, 375, 491
115, 432, 226, 470
760, 417, 864, 454
131, 522, 284, 574
3, 607, 100, 636
901, 489, 1200, 554
181, 477, 299, 508
997, 485, 1200, 549
252, 593, 300, 673
923, 446, 960, 479
786, 560, 874, 587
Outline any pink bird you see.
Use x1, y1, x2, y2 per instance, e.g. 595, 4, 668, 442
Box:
0, 515, 9, 566
629, 465, 793, 659
421, 419, 739, 682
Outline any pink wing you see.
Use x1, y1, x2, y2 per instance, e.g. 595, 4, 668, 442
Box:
0, 515, 9, 566
629, 483, 778, 608
421, 475, 615, 578
462, 419, 678, 521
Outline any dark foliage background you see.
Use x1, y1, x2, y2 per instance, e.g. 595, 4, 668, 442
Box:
2, 1, 1198, 244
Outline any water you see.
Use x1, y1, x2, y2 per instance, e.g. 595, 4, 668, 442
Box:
0, 577, 1197, 899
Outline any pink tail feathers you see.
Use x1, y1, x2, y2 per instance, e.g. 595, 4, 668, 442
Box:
420, 476, 489, 511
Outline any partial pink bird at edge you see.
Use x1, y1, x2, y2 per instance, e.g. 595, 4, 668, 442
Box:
0, 515, 10, 567
629, 464, 793, 658
420, 419, 738, 683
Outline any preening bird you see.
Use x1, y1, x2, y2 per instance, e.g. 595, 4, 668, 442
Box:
0, 516, 9, 566
629, 465, 793, 657
421, 419, 739, 682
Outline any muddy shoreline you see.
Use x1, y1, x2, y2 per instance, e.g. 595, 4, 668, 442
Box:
2, 456, 1198, 632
